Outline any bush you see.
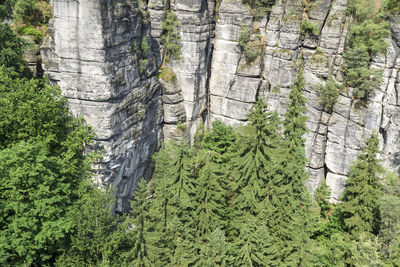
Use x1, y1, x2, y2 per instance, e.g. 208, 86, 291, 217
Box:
347, 19, 390, 56
161, 11, 182, 63
343, 11, 389, 101
14, 0, 51, 26
242, 0, 276, 19
347, 0, 376, 21
238, 25, 250, 48
344, 46, 383, 101
139, 59, 148, 74
238, 25, 263, 63
318, 77, 341, 113
19, 25, 43, 43
141, 37, 150, 54
385, 0, 400, 15
301, 19, 319, 36
159, 65, 177, 84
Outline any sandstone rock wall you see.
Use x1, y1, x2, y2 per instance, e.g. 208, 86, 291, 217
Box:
42, 0, 163, 212
43, 0, 400, 204
208, 0, 400, 200
149, 0, 215, 140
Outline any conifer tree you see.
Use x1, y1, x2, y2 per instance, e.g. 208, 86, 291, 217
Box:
125, 179, 152, 267
161, 11, 182, 63
194, 151, 229, 265
234, 214, 279, 266
262, 70, 317, 265
151, 141, 197, 265
340, 132, 383, 235
198, 228, 230, 266
230, 98, 282, 265
233, 99, 282, 212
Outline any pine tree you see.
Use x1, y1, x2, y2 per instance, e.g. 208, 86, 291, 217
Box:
262, 70, 317, 265
233, 99, 282, 213
194, 151, 229, 265
161, 11, 182, 64
151, 141, 197, 265
198, 228, 230, 267
230, 98, 282, 265
340, 132, 383, 235
234, 214, 279, 267
125, 179, 152, 267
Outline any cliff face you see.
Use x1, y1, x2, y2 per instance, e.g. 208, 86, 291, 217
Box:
42, 0, 163, 212
42, 0, 400, 208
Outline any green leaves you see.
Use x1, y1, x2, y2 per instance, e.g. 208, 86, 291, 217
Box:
340, 133, 383, 235
161, 11, 182, 64
0, 64, 94, 266
343, 8, 390, 101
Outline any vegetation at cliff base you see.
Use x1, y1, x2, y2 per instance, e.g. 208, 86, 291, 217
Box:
1, 0, 400, 266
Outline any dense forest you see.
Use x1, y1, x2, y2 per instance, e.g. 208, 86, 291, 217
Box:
1, 0, 400, 266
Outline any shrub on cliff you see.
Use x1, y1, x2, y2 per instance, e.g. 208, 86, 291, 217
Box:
161, 11, 182, 64
318, 77, 342, 113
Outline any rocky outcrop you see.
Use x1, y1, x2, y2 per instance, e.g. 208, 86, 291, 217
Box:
43, 0, 400, 204
41, 0, 162, 212
148, 0, 215, 140
209, 0, 400, 200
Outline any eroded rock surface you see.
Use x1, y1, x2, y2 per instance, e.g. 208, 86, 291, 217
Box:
42, 0, 162, 212
43, 0, 400, 203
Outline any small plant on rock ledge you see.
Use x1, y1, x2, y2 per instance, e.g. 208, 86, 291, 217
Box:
301, 19, 319, 36
238, 25, 263, 63
161, 11, 182, 64
317, 77, 342, 113
242, 0, 276, 19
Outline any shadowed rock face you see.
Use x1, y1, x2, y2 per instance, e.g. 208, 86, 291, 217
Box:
42, 0, 163, 212
43, 0, 400, 205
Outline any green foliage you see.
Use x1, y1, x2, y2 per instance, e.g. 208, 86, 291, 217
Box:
0, 24, 29, 76
344, 7, 390, 101
284, 69, 308, 146
19, 25, 43, 43
315, 180, 334, 220
243, 0, 276, 19
238, 25, 263, 63
139, 59, 148, 74
140, 37, 150, 54
347, 0, 377, 21
55, 187, 132, 267
0, 69, 94, 265
202, 120, 237, 164
13, 0, 51, 25
0, 69, 92, 150
158, 65, 177, 84
340, 133, 383, 235
344, 46, 383, 100
161, 11, 182, 63
124, 179, 153, 266
384, 0, 400, 15
198, 228, 231, 266
317, 77, 341, 113
301, 19, 319, 36
0, 0, 16, 20
379, 172, 400, 261
347, 20, 390, 56
238, 25, 250, 48
234, 214, 279, 266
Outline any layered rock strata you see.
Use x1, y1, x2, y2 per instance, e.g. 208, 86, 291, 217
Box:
41, 0, 163, 212
148, 0, 215, 140
43, 0, 400, 203
208, 0, 400, 200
